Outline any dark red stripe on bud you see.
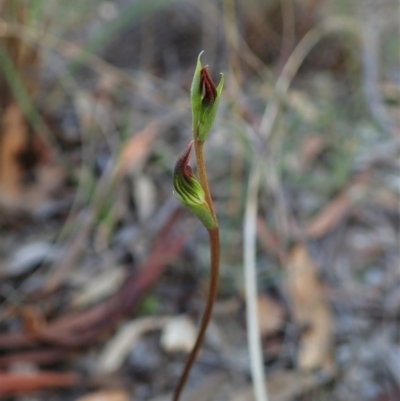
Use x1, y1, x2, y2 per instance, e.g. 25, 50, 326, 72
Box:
200, 67, 217, 106
174, 140, 194, 183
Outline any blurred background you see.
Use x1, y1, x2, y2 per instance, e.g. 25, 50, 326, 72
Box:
0, 0, 399, 400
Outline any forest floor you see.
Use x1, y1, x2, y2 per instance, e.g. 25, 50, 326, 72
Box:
0, 1, 399, 400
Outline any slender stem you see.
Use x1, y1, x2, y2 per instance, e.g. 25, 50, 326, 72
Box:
194, 139, 217, 222
172, 139, 220, 401
172, 228, 220, 401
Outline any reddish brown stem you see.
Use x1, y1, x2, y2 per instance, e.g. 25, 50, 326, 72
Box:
172, 138, 220, 401
194, 140, 217, 221
172, 228, 219, 401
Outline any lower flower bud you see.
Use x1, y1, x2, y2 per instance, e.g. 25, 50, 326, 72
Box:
173, 142, 216, 230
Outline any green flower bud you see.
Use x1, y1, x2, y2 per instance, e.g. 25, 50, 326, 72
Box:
173, 141, 216, 230
190, 52, 224, 142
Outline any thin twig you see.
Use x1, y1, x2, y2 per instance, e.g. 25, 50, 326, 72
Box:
243, 16, 364, 401
243, 164, 268, 401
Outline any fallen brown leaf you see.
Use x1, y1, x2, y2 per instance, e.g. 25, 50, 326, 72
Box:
257, 293, 285, 336
0, 104, 63, 212
286, 244, 334, 372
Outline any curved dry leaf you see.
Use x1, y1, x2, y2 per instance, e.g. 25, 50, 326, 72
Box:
97, 317, 170, 374
286, 244, 334, 372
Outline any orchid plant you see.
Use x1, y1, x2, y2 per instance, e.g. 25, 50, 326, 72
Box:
172, 52, 224, 401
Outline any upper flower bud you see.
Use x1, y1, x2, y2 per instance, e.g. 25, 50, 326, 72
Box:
173, 141, 216, 229
190, 52, 224, 142
200, 67, 217, 106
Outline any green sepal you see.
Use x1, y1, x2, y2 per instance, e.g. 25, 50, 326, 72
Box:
190, 51, 204, 137
175, 193, 216, 230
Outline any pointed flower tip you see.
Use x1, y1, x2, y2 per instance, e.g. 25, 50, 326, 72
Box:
174, 140, 194, 183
